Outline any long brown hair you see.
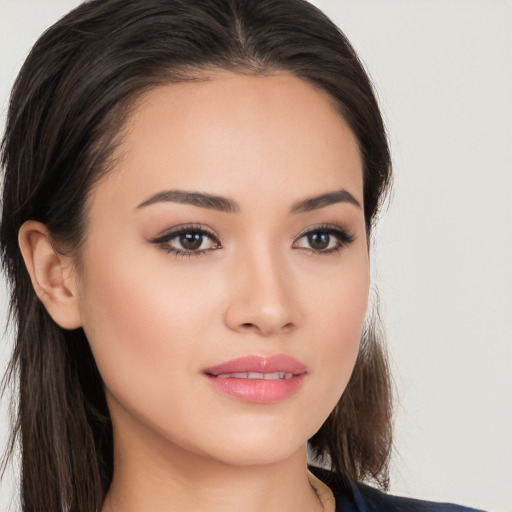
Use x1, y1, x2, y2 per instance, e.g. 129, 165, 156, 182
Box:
1, 1, 392, 510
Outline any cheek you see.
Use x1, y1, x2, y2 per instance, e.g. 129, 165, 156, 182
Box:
77, 245, 220, 402
304, 252, 369, 413
311, 248, 369, 343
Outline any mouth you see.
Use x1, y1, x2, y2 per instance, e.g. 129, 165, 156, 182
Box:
214, 372, 294, 380
203, 355, 307, 404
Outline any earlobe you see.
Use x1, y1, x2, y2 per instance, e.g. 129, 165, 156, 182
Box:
18, 220, 82, 330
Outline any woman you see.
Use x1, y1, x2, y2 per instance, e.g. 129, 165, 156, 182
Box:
0, 1, 484, 511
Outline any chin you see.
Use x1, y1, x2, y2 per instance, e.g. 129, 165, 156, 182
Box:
204, 441, 305, 468
187, 421, 314, 468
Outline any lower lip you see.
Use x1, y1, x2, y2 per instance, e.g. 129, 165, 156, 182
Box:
204, 374, 306, 404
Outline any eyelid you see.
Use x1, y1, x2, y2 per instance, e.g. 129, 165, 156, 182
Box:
149, 223, 222, 257
293, 222, 354, 239
292, 223, 356, 252
150, 223, 219, 244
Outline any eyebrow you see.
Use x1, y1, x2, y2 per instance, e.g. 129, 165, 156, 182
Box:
136, 188, 361, 213
290, 189, 361, 213
136, 190, 239, 212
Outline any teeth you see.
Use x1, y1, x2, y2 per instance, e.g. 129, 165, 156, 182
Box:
216, 372, 293, 380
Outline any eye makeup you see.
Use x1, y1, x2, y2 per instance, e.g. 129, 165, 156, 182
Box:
149, 221, 356, 258
149, 223, 221, 257
292, 223, 355, 255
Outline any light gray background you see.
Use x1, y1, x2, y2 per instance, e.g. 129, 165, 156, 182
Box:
1, 1, 511, 511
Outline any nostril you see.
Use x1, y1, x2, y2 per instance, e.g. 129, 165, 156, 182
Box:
281, 322, 294, 333
239, 321, 295, 334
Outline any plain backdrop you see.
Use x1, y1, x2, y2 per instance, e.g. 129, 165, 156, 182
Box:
0, 1, 511, 511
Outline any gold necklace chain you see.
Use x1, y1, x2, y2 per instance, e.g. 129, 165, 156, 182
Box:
307, 471, 336, 512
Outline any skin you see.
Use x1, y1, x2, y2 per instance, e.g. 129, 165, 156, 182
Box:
19, 72, 369, 512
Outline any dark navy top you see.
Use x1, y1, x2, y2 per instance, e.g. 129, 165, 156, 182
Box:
309, 466, 486, 512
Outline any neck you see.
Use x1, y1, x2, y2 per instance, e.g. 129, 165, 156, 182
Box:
103, 408, 324, 512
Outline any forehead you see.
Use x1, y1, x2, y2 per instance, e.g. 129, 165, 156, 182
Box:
94, 71, 363, 213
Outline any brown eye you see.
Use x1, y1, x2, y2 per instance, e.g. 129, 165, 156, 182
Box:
179, 232, 204, 251
307, 232, 330, 251
151, 226, 220, 256
293, 225, 355, 254
167, 230, 218, 253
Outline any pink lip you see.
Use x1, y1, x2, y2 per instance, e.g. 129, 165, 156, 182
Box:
204, 354, 307, 376
203, 355, 307, 404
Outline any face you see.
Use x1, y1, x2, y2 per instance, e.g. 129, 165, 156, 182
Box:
76, 72, 369, 467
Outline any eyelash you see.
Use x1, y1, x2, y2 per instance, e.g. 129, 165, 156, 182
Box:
150, 224, 220, 258
292, 224, 355, 255
150, 223, 355, 258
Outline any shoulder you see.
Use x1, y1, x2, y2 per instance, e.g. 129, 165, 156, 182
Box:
308, 466, 486, 512
350, 482, 485, 512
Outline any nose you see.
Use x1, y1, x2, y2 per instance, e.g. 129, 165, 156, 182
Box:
224, 248, 299, 337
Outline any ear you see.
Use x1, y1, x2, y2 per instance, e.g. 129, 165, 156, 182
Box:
18, 220, 82, 330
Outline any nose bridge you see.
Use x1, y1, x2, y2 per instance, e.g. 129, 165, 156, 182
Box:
225, 237, 297, 335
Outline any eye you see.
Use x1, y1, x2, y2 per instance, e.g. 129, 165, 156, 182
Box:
150, 225, 221, 256
293, 225, 355, 254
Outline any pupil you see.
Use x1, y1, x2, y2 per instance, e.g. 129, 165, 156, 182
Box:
180, 233, 202, 250
308, 232, 330, 250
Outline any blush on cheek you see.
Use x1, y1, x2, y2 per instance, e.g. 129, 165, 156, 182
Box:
311, 273, 368, 385
79, 260, 160, 383
79, 252, 211, 395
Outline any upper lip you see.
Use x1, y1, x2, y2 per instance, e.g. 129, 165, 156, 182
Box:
204, 354, 307, 376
